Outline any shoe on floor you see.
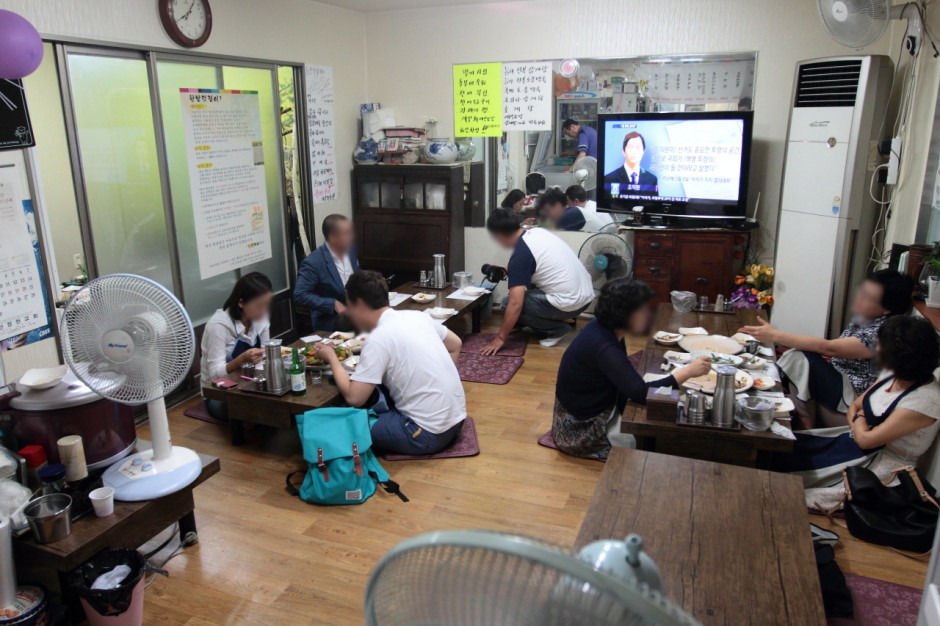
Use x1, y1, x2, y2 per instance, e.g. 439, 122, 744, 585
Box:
539, 334, 567, 348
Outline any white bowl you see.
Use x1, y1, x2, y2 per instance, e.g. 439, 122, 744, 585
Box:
738, 354, 767, 370
462, 286, 486, 296
18, 365, 69, 390
411, 293, 435, 303
653, 331, 683, 345
429, 307, 456, 319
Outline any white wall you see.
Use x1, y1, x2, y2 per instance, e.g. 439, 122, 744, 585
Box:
364, 0, 892, 262
0, 0, 367, 236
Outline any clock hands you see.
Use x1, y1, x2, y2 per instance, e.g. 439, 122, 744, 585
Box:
178, 0, 196, 23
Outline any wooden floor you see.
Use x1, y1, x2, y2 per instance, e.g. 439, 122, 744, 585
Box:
135, 317, 927, 624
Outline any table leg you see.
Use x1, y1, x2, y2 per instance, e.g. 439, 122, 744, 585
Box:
179, 510, 199, 547
471, 307, 482, 334
230, 418, 245, 446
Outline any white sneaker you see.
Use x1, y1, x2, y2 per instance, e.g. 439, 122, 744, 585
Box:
539, 334, 566, 348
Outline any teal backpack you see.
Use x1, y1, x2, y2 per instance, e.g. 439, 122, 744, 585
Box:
286, 407, 407, 505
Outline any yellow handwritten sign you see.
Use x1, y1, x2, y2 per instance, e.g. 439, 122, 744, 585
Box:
453, 63, 502, 137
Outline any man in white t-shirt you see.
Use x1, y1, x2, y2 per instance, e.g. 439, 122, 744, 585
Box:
566, 184, 614, 231
315, 270, 467, 455
481, 208, 594, 354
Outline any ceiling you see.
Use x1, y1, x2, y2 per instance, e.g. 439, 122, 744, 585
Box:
316, 0, 506, 13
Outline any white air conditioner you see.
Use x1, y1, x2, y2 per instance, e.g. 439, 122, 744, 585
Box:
772, 56, 893, 338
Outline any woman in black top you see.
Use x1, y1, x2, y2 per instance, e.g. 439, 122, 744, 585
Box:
553, 278, 709, 460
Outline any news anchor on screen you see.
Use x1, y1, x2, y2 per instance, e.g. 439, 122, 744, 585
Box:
603, 131, 658, 196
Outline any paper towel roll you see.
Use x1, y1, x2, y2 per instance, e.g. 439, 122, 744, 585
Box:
57, 435, 88, 481
0, 516, 16, 610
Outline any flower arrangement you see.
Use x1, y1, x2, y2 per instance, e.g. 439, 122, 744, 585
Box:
732, 264, 774, 309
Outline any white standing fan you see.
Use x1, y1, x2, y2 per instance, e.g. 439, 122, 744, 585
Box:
818, 0, 921, 52
60, 274, 201, 501
365, 530, 700, 626
573, 156, 598, 193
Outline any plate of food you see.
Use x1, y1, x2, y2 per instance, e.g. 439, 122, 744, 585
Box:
329, 331, 355, 341
411, 293, 435, 304
306, 345, 351, 369
663, 350, 691, 365
731, 332, 756, 345
429, 306, 457, 319
653, 331, 683, 345
677, 334, 743, 355
343, 334, 368, 354
282, 345, 310, 358
752, 376, 777, 391
738, 353, 767, 370
342, 355, 359, 373
689, 351, 744, 367
683, 368, 753, 394
770, 397, 795, 416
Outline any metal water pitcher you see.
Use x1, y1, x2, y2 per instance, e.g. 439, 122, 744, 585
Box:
712, 365, 737, 427
263, 339, 289, 394
432, 254, 446, 288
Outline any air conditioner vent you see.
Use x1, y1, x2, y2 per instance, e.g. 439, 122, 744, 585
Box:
795, 60, 863, 107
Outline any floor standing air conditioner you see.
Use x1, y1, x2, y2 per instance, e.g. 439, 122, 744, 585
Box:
772, 56, 892, 338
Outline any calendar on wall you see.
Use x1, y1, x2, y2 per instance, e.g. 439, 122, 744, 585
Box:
0, 163, 52, 350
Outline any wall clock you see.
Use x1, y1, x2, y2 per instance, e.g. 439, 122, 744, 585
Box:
159, 0, 212, 48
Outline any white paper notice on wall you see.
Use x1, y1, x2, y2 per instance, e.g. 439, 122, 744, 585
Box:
304, 64, 338, 204
180, 89, 272, 281
502, 61, 552, 131
635, 60, 755, 104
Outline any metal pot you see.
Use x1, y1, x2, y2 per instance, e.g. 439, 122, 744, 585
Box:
24, 494, 72, 544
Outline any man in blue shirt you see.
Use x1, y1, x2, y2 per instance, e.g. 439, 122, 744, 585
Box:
562, 119, 597, 173
538, 187, 585, 232
293, 214, 360, 331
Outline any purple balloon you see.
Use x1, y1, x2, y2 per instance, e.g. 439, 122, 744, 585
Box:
0, 10, 43, 79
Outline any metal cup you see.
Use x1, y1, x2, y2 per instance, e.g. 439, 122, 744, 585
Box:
745, 339, 761, 355
25, 494, 72, 544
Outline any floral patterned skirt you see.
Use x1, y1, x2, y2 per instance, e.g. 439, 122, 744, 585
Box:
551, 397, 616, 461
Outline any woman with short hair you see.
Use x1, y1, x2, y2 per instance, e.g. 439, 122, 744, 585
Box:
551, 278, 710, 460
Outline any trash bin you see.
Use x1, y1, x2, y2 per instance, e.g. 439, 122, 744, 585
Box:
68, 548, 147, 626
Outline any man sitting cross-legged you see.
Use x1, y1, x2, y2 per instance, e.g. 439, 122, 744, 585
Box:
315, 270, 467, 455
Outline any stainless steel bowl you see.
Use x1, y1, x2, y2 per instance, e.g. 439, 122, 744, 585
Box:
735, 396, 775, 432
25, 493, 72, 544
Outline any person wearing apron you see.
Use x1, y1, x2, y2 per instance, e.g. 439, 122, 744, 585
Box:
772, 317, 940, 510
200, 273, 273, 421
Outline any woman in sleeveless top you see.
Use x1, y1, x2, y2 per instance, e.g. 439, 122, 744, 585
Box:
774, 316, 940, 510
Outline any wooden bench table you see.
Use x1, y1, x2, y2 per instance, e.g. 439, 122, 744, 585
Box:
622, 303, 794, 467
392, 280, 490, 333
575, 447, 825, 625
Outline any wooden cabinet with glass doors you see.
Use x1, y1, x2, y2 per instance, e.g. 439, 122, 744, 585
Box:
352, 163, 466, 285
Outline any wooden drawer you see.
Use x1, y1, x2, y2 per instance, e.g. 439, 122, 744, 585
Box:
641, 276, 672, 304
634, 258, 673, 280
634, 232, 674, 258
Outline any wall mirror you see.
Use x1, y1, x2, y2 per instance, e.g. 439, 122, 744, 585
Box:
472, 52, 757, 230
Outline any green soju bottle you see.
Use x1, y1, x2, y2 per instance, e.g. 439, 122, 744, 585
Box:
290, 347, 306, 396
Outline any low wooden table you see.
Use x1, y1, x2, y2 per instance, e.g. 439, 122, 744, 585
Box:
393, 281, 490, 333
14, 444, 220, 619
621, 303, 794, 467
575, 448, 825, 625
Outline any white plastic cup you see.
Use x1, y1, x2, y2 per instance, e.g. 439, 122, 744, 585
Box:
89, 487, 114, 518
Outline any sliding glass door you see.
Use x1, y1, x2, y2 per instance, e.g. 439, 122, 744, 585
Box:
60, 46, 296, 329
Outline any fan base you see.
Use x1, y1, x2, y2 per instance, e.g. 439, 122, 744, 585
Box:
102, 446, 202, 502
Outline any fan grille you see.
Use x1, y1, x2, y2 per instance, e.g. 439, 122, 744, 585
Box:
365, 532, 698, 626
579, 233, 633, 293
818, 0, 889, 50
60, 274, 195, 405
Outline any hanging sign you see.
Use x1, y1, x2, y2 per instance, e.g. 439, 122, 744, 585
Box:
635, 60, 755, 104
453, 63, 503, 137
304, 64, 338, 203
502, 61, 552, 131
180, 88, 272, 280
0, 80, 34, 151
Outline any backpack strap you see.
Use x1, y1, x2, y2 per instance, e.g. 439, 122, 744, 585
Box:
370, 471, 409, 502
317, 447, 329, 482
352, 443, 363, 477
285, 470, 305, 497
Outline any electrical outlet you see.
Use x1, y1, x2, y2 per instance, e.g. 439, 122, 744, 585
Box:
72, 253, 83, 269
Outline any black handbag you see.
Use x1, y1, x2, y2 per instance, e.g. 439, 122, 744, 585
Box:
843, 464, 940, 553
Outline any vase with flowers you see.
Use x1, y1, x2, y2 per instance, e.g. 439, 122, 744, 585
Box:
732, 264, 774, 309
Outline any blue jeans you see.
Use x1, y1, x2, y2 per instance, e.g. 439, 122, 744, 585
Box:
368, 391, 463, 455
503, 288, 588, 338
204, 398, 228, 421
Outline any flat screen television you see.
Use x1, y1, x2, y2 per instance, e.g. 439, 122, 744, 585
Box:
596, 110, 753, 220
